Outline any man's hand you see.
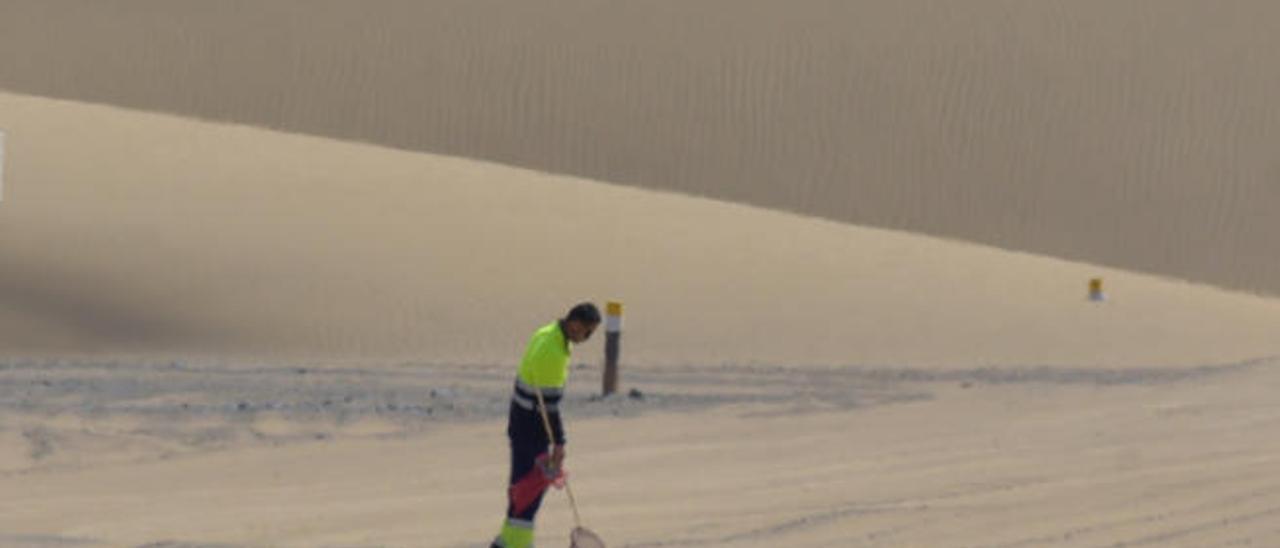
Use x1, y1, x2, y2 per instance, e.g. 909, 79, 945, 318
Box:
550, 444, 566, 469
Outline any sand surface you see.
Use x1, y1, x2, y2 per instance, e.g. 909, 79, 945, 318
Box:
2, 0, 1279, 295
1, 91, 1279, 546
3, 3, 1280, 544
4, 358, 1280, 546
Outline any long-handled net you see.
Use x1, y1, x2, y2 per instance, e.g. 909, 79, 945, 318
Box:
535, 388, 607, 548
570, 526, 606, 548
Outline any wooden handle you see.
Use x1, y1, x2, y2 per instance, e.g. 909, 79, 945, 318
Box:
533, 386, 583, 528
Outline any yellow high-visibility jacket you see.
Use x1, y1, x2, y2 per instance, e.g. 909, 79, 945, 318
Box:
509, 321, 572, 444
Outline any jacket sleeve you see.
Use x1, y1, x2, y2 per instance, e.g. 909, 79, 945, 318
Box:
547, 405, 566, 446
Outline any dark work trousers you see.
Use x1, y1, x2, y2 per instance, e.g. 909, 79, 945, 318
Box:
506, 397, 554, 522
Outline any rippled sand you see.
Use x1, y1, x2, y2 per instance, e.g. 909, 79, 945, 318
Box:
2, 0, 1277, 294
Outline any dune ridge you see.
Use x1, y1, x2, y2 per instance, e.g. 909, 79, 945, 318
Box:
2, 0, 1278, 295
1, 90, 1278, 366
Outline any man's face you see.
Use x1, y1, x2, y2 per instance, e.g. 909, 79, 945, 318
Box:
565, 320, 598, 344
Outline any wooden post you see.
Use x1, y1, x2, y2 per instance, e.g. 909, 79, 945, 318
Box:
603, 301, 623, 396
1089, 278, 1105, 301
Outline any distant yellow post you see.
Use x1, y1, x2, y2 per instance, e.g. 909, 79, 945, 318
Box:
603, 301, 623, 396
1089, 278, 1105, 302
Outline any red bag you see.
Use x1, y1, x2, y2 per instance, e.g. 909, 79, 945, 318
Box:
509, 453, 567, 515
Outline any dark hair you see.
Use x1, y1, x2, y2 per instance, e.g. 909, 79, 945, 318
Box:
566, 302, 602, 324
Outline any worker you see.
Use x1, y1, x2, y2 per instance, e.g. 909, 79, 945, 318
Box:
491, 302, 601, 548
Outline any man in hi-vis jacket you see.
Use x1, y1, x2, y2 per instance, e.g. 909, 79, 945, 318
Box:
491, 303, 601, 548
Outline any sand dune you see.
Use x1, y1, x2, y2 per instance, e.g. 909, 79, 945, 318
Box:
2, 0, 1278, 295
3, 3, 1280, 545
1, 91, 1278, 366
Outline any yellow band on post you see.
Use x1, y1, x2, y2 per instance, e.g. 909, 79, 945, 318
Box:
605, 301, 623, 333
1089, 278, 1105, 301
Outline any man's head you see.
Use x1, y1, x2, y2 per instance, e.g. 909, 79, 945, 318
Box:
563, 302, 601, 343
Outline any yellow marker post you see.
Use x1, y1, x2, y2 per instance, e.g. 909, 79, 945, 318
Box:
1089, 278, 1105, 302
603, 301, 623, 396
